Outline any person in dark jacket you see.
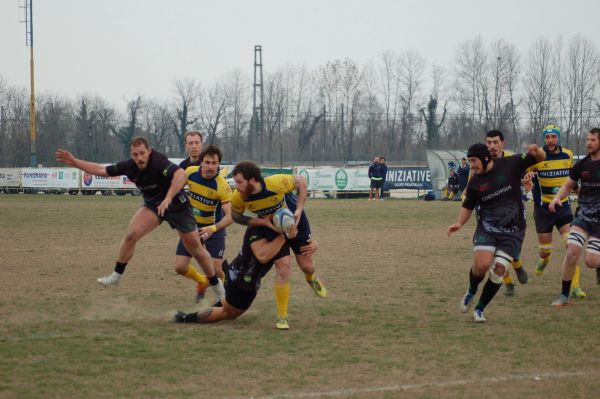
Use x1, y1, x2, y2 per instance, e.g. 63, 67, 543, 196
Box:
368, 157, 384, 201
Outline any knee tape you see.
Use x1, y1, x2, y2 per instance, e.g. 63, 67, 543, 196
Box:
539, 243, 553, 257
490, 250, 513, 284
587, 237, 600, 255
568, 231, 587, 248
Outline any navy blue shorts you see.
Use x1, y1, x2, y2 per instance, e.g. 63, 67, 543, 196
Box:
144, 202, 197, 233
534, 203, 573, 234
472, 229, 525, 260
175, 228, 225, 259
284, 193, 312, 254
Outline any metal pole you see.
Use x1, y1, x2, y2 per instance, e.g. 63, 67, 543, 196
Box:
24, 0, 36, 167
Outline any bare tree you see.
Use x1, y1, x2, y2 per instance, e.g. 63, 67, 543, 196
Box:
171, 78, 199, 155
524, 38, 556, 143
198, 82, 227, 146
398, 49, 425, 157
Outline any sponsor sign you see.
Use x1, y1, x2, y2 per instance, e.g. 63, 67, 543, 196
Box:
21, 168, 80, 189
299, 167, 432, 191
81, 173, 136, 189
0, 169, 21, 187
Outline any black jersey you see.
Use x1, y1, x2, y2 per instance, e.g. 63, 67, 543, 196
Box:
106, 150, 188, 209
227, 226, 289, 292
463, 154, 537, 233
570, 155, 600, 224
179, 157, 200, 170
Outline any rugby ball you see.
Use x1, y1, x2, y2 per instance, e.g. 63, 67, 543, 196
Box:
272, 208, 295, 235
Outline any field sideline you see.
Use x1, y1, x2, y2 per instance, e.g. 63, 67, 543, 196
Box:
1, 196, 599, 398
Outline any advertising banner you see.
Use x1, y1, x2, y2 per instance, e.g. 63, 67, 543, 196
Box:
21, 168, 80, 189
384, 167, 432, 190
81, 173, 137, 190
0, 168, 21, 188
298, 167, 432, 191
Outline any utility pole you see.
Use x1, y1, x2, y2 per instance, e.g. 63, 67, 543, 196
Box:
252, 45, 264, 163
20, 0, 36, 167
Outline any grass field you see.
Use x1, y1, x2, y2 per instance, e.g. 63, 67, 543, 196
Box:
1, 195, 600, 398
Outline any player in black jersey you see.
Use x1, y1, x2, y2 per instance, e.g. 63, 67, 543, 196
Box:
550, 128, 600, 306
56, 136, 223, 299
174, 224, 295, 324
448, 142, 545, 322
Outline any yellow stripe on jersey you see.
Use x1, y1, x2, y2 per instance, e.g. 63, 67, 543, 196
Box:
185, 166, 232, 225
231, 174, 295, 218
529, 147, 573, 205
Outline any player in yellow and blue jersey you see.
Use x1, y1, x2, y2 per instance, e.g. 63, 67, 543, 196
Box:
173, 144, 232, 304
527, 124, 586, 298
230, 161, 325, 330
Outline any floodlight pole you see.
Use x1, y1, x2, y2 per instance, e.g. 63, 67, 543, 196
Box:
22, 0, 36, 167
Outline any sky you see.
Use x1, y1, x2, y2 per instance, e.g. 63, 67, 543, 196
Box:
1, 0, 599, 106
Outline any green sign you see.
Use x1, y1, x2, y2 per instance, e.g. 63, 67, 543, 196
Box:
335, 169, 348, 189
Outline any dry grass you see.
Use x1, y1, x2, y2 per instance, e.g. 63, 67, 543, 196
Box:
1, 195, 599, 398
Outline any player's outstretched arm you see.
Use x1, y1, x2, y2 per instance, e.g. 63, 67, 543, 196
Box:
447, 207, 473, 236
527, 144, 546, 163
55, 149, 109, 176
251, 234, 288, 264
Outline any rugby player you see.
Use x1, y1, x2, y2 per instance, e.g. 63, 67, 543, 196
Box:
448, 142, 545, 322
550, 128, 600, 306
174, 225, 297, 325
55, 137, 224, 300
230, 161, 327, 330
175, 144, 233, 303
527, 124, 586, 298
485, 130, 530, 296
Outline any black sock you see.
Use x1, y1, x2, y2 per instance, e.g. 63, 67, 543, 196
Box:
208, 276, 219, 286
469, 269, 484, 295
561, 280, 572, 297
475, 278, 501, 311
114, 262, 127, 275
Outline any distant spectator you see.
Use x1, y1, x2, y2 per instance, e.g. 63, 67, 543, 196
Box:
442, 170, 459, 201
368, 157, 384, 201
379, 156, 388, 200
456, 158, 470, 200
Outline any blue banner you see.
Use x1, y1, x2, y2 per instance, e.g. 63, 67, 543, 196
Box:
383, 167, 432, 190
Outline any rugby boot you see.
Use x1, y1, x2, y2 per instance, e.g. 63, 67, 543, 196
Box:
570, 287, 587, 299
97, 271, 122, 287
307, 275, 327, 298
473, 309, 486, 323
515, 266, 528, 284
535, 258, 548, 276
503, 283, 515, 297
459, 290, 474, 313
275, 318, 289, 330
551, 294, 569, 307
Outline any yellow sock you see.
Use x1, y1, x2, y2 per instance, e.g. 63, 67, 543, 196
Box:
572, 265, 581, 289
305, 273, 315, 282
512, 259, 522, 270
503, 273, 513, 285
274, 283, 290, 319
184, 264, 208, 285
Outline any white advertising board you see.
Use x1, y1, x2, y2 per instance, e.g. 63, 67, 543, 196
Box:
0, 168, 21, 187
21, 168, 80, 189
80, 172, 137, 190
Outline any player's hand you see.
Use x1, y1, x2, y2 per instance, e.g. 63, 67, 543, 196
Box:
286, 226, 298, 240
526, 144, 540, 156
447, 223, 462, 236
55, 149, 76, 166
199, 226, 214, 241
549, 198, 562, 213
300, 239, 318, 258
293, 208, 302, 227
157, 198, 172, 217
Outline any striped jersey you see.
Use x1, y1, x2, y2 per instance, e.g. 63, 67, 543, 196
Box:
529, 146, 573, 206
185, 166, 232, 225
231, 174, 295, 218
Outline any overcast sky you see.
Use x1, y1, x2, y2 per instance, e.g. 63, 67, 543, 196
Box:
2, 0, 599, 105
